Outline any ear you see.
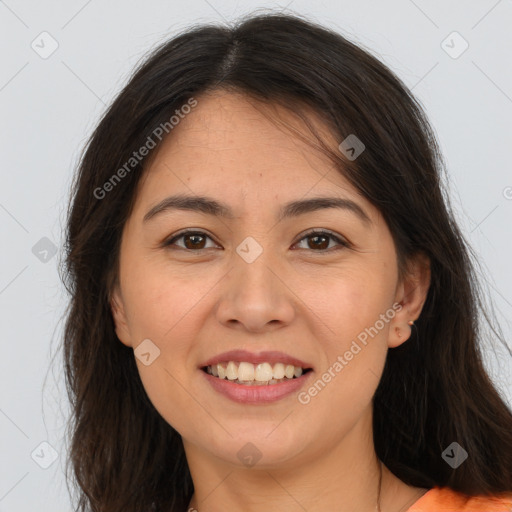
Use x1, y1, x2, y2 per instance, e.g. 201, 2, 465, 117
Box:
388, 252, 431, 348
109, 285, 133, 348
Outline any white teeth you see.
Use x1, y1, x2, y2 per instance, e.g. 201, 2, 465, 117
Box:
284, 365, 295, 379
205, 361, 308, 384
273, 363, 285, 379
226, 361, 238, 380
255, 362, 273, 381
238, 361, 255, 381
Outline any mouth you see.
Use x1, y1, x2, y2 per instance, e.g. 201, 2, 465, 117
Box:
201, 361, 313, 386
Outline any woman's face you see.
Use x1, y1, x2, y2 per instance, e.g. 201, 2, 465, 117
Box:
111, 90, 429, 471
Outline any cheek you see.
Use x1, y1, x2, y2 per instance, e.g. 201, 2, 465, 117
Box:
120, 259, 213, 343
298, 267, 393, 346
118, 260, 219, 427
124, 278, 205, 436
295, 269, 393, 404
135, 363, 205, 444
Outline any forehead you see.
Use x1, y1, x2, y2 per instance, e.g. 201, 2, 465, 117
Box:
160, 90, 338, 162
134, 90, 370, 217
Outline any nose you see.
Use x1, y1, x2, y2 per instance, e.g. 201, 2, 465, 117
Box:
215, 247, 296, 333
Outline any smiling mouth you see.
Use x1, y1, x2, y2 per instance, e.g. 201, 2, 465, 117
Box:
202, 361, 313, 386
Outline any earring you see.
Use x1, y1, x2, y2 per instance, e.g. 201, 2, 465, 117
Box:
408, 320, 414, 326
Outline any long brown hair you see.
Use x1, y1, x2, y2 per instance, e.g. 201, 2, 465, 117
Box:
60, 11, 512, 512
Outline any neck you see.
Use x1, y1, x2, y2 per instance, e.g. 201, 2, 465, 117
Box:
185, 409, 388, 512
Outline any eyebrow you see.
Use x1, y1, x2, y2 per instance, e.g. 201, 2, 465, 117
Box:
143, 193, 371, 225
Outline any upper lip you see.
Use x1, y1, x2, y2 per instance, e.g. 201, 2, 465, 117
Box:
200, 350, 313, 370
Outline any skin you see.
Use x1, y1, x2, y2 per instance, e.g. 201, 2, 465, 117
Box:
111, 90, 431, 511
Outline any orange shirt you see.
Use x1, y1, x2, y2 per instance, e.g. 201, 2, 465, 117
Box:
406, 486, 512, 511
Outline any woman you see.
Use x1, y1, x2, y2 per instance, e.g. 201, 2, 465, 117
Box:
61, 12, 512, 512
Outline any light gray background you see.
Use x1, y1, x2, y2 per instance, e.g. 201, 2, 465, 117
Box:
1, 1, 511, 510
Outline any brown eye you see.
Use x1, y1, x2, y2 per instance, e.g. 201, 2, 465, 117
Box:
163, 229, 350, 253
306, 234, 329, 250
294, 230, 350, 252
182, 233, 207, 250
164, 231, 217, 251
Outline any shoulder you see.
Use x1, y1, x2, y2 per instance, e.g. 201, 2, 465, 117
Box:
406, 486, 512, 512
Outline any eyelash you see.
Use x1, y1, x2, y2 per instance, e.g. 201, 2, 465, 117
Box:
162, 229, 351, 253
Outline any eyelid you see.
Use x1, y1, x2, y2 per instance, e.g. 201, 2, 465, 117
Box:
163, 228, 220, 249
293, 228, 351, 250
163, 228, 351, 251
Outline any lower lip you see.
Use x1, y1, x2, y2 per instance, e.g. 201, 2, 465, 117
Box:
200, 369, 313, 404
